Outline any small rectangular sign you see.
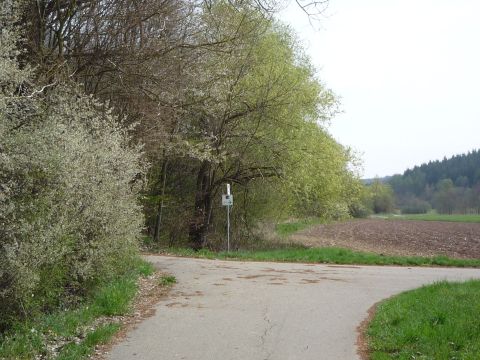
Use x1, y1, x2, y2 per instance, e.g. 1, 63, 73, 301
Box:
222, 194, 233, 206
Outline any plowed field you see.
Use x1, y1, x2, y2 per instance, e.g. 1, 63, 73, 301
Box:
291, 219, 480, 259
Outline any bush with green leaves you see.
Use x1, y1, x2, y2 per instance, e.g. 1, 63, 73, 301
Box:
0, 10, 145, 331
400, 197, 432, 214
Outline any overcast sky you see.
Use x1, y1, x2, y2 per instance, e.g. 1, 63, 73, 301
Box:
279, 0, 480, 178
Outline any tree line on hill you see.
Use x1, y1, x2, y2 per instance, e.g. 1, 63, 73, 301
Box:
1, 0, 362, 331
390, 150, 480, 214
359, 151, 480, 215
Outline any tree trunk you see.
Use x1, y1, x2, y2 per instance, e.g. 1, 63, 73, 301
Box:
153, 159, 168, 243
189, 161, 213, 250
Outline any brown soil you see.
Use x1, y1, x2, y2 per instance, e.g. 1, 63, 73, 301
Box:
291, 219, 480, 259
356, 302, 380, 360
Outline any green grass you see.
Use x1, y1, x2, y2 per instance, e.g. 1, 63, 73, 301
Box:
387, 213, 480, 223
367, 280, 480, 359
159, 275, 177, 286
56, 324, 121, 360
0, 258, 155, 360
136, 259, 155, 276
93, 277, 137, 316
162, 247, 480, 268
275, 218, 324, 236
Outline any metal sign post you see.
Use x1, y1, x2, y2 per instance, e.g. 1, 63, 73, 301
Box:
227, 202, 230, 252
221, 184, 233, 252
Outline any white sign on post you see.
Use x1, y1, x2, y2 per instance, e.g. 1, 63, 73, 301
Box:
222, 194, 233, 206
223, 183, 232, 252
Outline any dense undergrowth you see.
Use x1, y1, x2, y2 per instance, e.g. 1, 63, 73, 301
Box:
0, 260, 154, 360
1, 6, 145, 334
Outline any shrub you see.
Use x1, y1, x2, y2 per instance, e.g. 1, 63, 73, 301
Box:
400, 198, 432, 214
349, 203, 372, 218
0, 13, 145, 330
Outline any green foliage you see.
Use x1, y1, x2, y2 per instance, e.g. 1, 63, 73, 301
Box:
349, 182, 374, 218
140, 4, 362, 248
135, 259, 156, 277
399, 197, 431, 214
389, 213, 480, 223
159, 275, 177, 286
389, 150, 480, 215
370, 179, 395, 214
279, 123, 360, 220
209, 10, 357, 238
349, 203, 373, 218
275, 218, 325, 237
0, 14, 145, 331
56, 324, 120, 360
92, 278, 137, 316
162, 247, 480, 267
368, 280, 480, 359
0, 259, 152, 359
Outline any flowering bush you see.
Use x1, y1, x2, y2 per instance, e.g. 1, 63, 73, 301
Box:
0, 9, 145, 330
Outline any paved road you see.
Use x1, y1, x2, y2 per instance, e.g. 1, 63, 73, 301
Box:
108, 256, 480, 360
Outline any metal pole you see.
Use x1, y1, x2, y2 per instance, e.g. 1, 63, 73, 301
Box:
227, 204, 230, 252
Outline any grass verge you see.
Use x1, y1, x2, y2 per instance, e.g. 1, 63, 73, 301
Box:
161, 247, 480, 268
387, 213, 480, 223
0, 259, 155, 360
275, 218, 325, 237
367, 280, 480, 359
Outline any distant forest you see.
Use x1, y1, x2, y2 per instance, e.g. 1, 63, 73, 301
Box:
388, 150, 480, 214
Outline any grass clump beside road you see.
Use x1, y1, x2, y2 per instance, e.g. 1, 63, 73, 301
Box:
0, 259, 155, 360
159, 275, 177, 286
163, 247, 480, 268
367, 280, 480, 359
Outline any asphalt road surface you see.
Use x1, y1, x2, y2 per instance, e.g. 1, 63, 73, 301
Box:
108, 256, 480, 360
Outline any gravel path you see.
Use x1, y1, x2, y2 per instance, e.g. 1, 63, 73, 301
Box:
107, 256, 480, 360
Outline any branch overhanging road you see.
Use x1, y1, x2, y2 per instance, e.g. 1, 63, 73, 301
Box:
108, 256, 480, 360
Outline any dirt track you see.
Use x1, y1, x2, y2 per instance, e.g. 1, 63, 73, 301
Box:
292, 219, 480, 259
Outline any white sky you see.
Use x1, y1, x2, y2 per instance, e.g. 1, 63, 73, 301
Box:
278, 0, 480, 178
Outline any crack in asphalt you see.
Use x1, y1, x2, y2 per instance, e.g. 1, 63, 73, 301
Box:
260, 306, 275, 360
